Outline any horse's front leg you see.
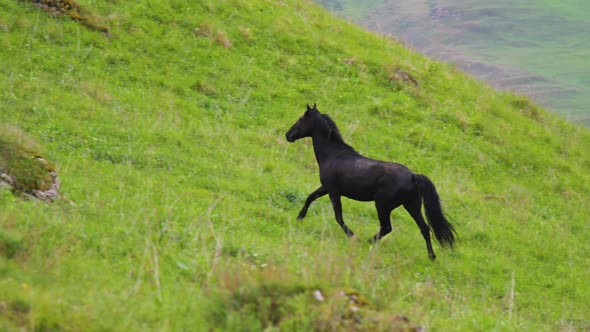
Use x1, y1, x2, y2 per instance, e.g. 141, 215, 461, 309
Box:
329, 193, 354, 237
297, 186, 328, 219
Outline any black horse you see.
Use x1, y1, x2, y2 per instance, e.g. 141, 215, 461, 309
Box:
286, 104, 456, 260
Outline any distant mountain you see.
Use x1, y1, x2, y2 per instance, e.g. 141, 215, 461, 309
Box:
319, 0, 590, 126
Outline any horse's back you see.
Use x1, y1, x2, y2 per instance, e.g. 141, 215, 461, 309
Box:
320, 154, 414, 201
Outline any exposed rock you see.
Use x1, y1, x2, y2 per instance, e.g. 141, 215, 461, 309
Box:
0, 156, 61, 202
313, 289, 326, 302
0, 125, 62, 202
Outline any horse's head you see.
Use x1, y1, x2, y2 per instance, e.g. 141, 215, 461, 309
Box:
286, 103, 318, 142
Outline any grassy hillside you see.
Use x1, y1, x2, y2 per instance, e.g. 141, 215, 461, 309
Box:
1, 0, 589, 330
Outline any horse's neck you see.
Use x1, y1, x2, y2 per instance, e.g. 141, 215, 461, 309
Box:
311, 130, 349, 165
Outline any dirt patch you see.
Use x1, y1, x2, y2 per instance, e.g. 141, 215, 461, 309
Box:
193, 21, 233, 48
0, 299, 30, 328
27, 0, 111, 37
389, 67, 419, 88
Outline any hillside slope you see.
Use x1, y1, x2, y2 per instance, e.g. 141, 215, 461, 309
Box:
1, 0, 589, 330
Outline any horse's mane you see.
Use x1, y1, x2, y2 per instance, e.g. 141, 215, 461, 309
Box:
319, 114, 355, 150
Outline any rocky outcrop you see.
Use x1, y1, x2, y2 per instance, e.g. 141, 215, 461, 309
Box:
0, 155, 61, 202
0, 126, 61, 202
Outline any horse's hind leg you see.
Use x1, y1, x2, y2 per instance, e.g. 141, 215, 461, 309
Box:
329, 193, 354, 237
298, 186, 327, 220
403, 197, 436, 260
371, 200, 394, 243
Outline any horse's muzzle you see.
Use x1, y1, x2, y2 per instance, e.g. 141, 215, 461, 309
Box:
286, 133, 295, 143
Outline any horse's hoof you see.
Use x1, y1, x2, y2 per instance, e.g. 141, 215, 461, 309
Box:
429, 254, 437, 261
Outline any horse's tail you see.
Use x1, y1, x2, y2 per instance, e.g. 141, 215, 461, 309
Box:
414, 174, 456, 248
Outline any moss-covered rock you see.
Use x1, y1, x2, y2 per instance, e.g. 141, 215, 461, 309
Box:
207, 276, 423, 332
0, 125, 60, 202
312, 288, 424, 332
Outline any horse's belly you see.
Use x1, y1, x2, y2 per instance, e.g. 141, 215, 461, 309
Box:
342, 191, 374, 202
323, 176, 377, 201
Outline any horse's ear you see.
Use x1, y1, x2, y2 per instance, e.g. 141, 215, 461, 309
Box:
307, 103, 318, 114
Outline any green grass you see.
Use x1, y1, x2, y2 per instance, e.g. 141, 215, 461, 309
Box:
1, 0, 590, 330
